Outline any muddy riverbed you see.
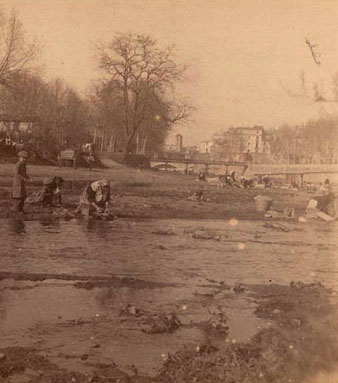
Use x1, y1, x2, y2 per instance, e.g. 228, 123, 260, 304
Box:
1, 165, 338, 382
1, 217, 338, 382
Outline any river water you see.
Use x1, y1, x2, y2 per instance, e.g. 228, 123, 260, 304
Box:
0, 217, 337, 375
1, 217, 338, 288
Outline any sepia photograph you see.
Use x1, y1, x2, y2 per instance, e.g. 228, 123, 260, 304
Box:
0, 0, 338, 382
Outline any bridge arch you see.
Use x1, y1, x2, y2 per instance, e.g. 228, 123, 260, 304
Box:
152, 163, 178, 171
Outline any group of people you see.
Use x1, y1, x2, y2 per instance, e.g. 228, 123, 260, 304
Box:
199, 169, 256, 189
0, 136, 25, 155
11, 151, 111, 218
11, 150, 337, 220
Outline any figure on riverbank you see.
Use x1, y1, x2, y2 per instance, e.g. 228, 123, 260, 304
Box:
240, 177, 255, 189
198, 171, 206, 181
87, 154, 95, 171
323, 178, 331, 194
306, 192, 336, 218
262, 175, 272, 188
11, 151, 29, 213
40, 177, 64, 207
26, 177, 64, 207
75, 179, 110, 218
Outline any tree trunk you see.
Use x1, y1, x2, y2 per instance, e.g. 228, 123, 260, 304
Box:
123, 128, 137, 159
93, 127, 97, 144
108, 135, 114, 153
100, 130, 105, 152
124, 135, 133, 159
136, 131, 140, 155
141, 135, 148, 155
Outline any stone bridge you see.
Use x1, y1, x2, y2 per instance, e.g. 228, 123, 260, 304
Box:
150, 158, 248, 176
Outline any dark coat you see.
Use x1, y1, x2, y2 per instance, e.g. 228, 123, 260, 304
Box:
12, 161, 28, 199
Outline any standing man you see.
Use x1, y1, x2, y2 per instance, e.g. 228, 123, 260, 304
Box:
11, 151, 29, 213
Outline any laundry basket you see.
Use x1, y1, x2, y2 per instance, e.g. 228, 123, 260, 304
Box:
254, 195, 273, 212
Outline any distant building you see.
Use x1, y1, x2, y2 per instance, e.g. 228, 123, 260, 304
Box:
163, 143, 178, 152
227, 126, 268, 154
200, 140, 213, 154
175, 134, 183, 152
0, 116, 34, 134
163, 134, 184, 153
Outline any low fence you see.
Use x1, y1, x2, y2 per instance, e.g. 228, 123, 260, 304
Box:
245, 164, 338, 184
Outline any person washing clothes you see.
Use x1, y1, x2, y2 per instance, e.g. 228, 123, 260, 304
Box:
75, 179, 110, 217
40, 177, 64, 207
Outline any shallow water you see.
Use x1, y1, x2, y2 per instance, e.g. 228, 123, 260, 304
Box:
0, 217, 337, 374
1, 217, 338, 288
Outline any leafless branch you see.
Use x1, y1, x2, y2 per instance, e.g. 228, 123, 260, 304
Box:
305, 38, 321, 66
95, 33, 192, 154
0, 10, 39, 92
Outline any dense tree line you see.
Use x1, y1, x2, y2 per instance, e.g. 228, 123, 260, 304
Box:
0, 74, 91, 157
268, 115, 338, 164
0, 11, 192, 160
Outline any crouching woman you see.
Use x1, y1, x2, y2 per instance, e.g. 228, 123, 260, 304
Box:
40, 177, 64, 207
75, 179, 110, 218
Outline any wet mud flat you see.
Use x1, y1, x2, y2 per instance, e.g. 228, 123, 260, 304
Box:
0, 216, 338, 382
0, 278, 338, 383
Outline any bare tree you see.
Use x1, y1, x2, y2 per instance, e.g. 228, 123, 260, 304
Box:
0, 10, 39, 92
96, 33, 192, 156
87, 80, 126, 152
268, 116, 338, 165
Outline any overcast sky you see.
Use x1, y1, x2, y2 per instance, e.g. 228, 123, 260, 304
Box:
3, 0, 338, 145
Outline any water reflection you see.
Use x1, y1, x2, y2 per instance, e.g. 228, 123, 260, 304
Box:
8, 218, 26, 234
38, 219, 60, 229
0, 218, 337, 288
83, 218, 115, 241
85, 218, 112, 232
